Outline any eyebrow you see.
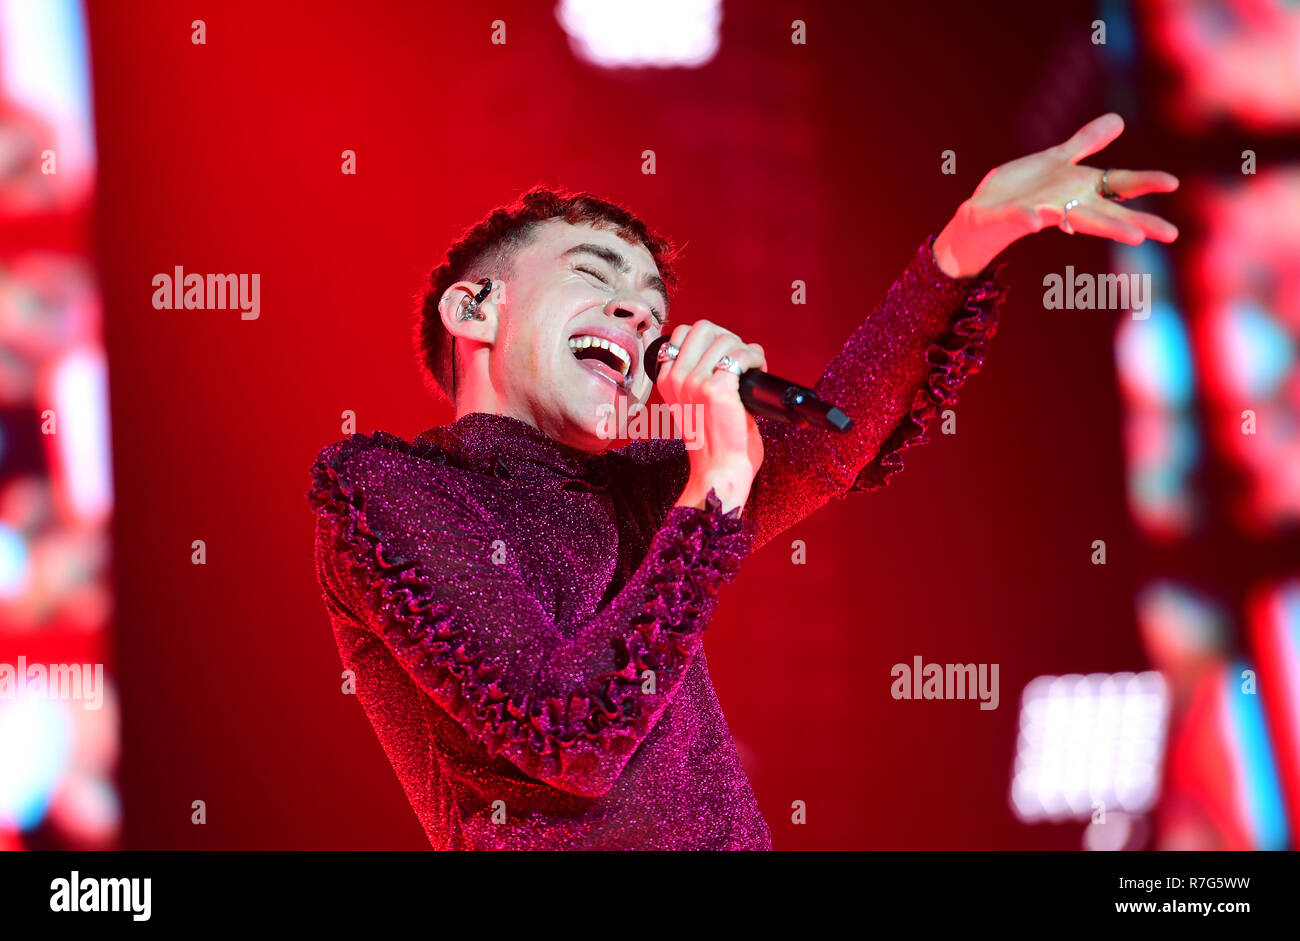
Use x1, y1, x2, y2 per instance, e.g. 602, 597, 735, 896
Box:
560, 243, 670, 318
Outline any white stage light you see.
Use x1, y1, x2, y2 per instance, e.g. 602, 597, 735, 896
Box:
1011, 671, 1169, 824
557, 0, 723, 68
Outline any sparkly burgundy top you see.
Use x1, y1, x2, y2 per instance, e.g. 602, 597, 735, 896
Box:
306, 235, 1007, 850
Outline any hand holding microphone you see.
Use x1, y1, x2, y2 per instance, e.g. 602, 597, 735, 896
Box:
645, 330, 853, 432
648, 320, 852, 517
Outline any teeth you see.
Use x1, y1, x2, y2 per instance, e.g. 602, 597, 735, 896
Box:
568, 334, 632, 377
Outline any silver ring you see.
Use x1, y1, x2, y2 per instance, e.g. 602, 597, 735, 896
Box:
1099, 168, 1125, 202
713, 355, 742, 376
656, 342, 680, 364
1059, 198, 1081, 235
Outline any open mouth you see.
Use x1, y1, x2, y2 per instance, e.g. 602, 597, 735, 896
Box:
568, 334, 634, 389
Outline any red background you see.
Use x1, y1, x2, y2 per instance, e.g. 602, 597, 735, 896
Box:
87, 0, 1160, 848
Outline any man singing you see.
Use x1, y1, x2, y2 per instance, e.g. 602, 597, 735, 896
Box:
307, 114, 1178, 849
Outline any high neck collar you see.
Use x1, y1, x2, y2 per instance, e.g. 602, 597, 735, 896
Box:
414, 412, 609, 487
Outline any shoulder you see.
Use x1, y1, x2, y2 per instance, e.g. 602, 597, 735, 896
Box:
309, 429, 443, 502
309, 427, 440, 478
306, 429, 489, 536
305, 432, 500, 627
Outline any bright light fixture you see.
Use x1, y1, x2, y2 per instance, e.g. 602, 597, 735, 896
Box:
1011, 671, 1169, 823
556, 0, 723, 68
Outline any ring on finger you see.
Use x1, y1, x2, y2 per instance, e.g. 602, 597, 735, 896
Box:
1098, 168, 1125, 202
1059, 198, 1081, 235
713, 355, 743, 376
657, 342, 680, 364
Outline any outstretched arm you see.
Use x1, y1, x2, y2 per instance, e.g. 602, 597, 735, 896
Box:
735, 113, 1180, 549
744, 234, 1007, 549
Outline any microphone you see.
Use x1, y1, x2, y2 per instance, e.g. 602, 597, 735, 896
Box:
643, 335, 853, 433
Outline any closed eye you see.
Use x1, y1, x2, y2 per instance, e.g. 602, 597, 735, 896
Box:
575, 265, 609, 285
576, 264, 666, 327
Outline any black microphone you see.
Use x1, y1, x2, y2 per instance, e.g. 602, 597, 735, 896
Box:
643, 335, 853, 433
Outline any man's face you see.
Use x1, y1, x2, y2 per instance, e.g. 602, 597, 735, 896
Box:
490, 220, 669, 451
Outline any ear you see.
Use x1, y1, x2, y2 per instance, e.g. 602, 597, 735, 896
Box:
437, 279, 503, 346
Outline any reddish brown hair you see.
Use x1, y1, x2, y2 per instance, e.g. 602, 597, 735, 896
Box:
416, 186, 679, 402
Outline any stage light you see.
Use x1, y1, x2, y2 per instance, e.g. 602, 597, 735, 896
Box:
0, 0, 116, 847
556, 0, 722, 68
0, 521, 29, 598
49, 347, 113, 525
1247, 582, 1300, 846
1210, 300, 1293, 402
0, 0, 96, 202
1115, 302, 1195, 409
49, 768, 120, 845
0, 697, 71, 830
1111, 240, 1203, 537
1011, 671, 1169, 824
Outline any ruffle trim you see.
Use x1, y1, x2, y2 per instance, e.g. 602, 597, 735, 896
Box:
307, 430, 753, 777
852, 264, 1007, 493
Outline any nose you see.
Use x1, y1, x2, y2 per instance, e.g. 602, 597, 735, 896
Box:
603, 295, 656, 335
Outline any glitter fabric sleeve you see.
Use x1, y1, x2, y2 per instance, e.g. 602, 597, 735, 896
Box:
744, 233, 1008, 548
308, 433, 756, 799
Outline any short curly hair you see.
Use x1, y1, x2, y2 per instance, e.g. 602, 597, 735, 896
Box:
415, 186, 679, 403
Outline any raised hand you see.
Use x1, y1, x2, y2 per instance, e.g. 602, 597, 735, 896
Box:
933, 113, 1180, 278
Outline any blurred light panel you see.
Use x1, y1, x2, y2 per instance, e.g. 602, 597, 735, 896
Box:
1011, 672, 1169, 823
1100, 0, 1300, 853
1190, 169, 1300, 531
0, 520, 29, 598
50, 346, 112, 524
1125, 414, 1199, 536
557, 0, 722, 68
0, 0, 118, 848
1136, 580, 1227, 681
0, 0, 95, 202
1141, 0, 1300, 132
0, 696, 71, 830
1248, 580, 1300, 845
1161, 657, 1291, 849
1113, 242, 1202, 537
1210, 301, 1294, 401
1115, 303, 1195, 409
1221, 659, 1290, 849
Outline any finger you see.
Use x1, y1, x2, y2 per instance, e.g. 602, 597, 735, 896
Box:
1109, 204, 1179, 242
709, 341, 764, 375
1101, 169, 1179, 199
1065, 204, 1145, 245
687, 333, 744, 389
667, 320, 724, 384
656, 322, 694, 381
1056, 112, 1124, 164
